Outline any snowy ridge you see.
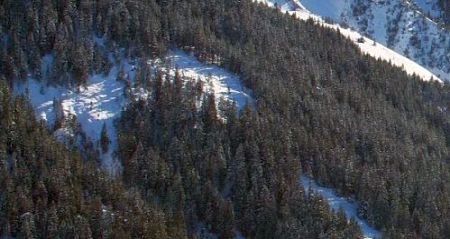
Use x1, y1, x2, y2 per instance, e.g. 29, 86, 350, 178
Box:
301, 176, 381, 239
15, 49, 251, 175
255, 0, 442, 82
298, 0, 450, 82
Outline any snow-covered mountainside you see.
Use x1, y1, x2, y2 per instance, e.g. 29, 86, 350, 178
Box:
301, 176, 381, 239
256, 0, 442, 82
15, 46, 252, 175
299, 0, 450, 81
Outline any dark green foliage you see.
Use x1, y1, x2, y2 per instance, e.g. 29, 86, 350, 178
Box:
0, 81, 182, 238
1, 0, 450, 238
116, 68, 362, 239
153, 1, 450, 237
100, 123, 110, 153
0, 0, 165, 87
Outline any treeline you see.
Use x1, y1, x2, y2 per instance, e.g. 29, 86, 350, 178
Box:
2, 0, 450, 238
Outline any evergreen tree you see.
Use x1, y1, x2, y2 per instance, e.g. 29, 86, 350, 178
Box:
100, 123, 110, 153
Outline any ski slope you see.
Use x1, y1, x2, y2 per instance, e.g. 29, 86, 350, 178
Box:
301, 176, 381, 239
15, 49, 251, 175
256, 0, 442, 82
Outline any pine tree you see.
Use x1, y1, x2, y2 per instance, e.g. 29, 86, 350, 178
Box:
53, 98, 65, 129
100, 123, 110, 153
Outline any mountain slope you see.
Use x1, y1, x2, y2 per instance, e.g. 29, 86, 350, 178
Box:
0, 81, 181, 238
4, 0, 450, 238
15, 47, 252, 175
257, 0, 442, 82
299, 0, 450, 81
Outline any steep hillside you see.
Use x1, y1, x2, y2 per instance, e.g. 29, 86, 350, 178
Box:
299, 0, 450, 81
15, 45, 253, 175
0, 81, 184, 238
3, 0, 450, 238
257, 0, 441, 82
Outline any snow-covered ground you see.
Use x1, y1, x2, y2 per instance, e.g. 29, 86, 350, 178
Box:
297, 0, 450, 82
15, 54, 138, 175
411, 0, 443, 19
301, 176, 381, 239
15, 48, 251, 175
256, 0, 442, 82
163, 50, 254, 112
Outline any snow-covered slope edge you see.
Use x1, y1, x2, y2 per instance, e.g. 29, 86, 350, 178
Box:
302, 176, 381, 239
15, 48, 252, 175
256, 0, 442, 82
299, 0, 450, 82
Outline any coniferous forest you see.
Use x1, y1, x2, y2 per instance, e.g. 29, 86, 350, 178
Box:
2, 0, 450, 238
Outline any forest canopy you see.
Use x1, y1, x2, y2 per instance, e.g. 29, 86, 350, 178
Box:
1, 0, 450, 238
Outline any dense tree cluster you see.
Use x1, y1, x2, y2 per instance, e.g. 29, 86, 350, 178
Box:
2, 0, 450, 238
0, 0, 166, 87
163, 1, 450, 237
116, 67, 362, 238
0, 81, 185, 238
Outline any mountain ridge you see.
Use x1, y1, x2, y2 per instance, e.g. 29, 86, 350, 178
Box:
299, 0, 450, 81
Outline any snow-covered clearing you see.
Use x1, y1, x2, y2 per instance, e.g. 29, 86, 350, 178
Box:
15, 49, 251, 175
301, 176, 381, 239
256, 0, 442, 82
15, 54, 138, 175
164, 50, 254, 112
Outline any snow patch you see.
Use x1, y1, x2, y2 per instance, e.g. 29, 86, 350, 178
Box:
164, 50, 254, 112
16, 56, 137, 175
15, 49, 252, 175
301, 176, 381, 239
